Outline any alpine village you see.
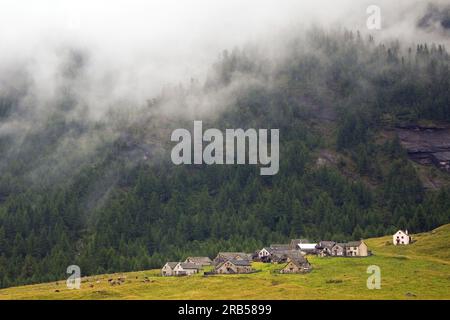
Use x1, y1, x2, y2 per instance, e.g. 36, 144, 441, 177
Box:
160, 230, 412, 276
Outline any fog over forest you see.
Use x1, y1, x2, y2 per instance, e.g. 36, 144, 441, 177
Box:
0, 0, 448, 116
0, 1, 448, 165
0, 1, 450, 289
0, 0, 449, 187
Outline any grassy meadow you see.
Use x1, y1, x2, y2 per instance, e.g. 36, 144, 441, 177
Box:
1, 224, 449, 300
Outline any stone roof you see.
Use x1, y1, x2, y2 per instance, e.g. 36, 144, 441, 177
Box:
317, 241, 336, 249
164, 262, 178, 269
229, 259, 251, 266
185, 257, 212, 264
345, 241, 363, 247
271, 249, 297, 256
217, 252, 251, 260
332, 241, 364, 248
288, 256, 309, 268
270, 244, 291, 251
215, 259, 251, 270
178, 262, 201, 270
286, 251, 304, 260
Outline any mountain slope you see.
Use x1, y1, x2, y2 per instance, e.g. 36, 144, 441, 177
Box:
1, 28, 450, 289
366, 223, 450, 262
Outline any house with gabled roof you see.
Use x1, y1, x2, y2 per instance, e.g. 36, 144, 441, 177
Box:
215, 259, 253, 274
259, 247, 305, 263
161, 262, 178, 276
345, 240, 368, 257
173, 262, 201, 276
280, 255, 312, 274
257, 247, 273, 260
316, 241, 336, 256
331, 243, 346, 256
329, 240, 369, 257
393, 230, 411, 245
285, 250, 304, 260
269, 251, 291, 264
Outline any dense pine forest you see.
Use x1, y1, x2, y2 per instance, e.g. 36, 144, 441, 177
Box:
0, 29, 450, 288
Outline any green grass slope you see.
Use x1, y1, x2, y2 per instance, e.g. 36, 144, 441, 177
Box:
1, 225, 449, 300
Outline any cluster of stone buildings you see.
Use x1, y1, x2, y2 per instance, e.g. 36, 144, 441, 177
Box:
161, 254, 254, 276
161, 243, 313, 277
214, 254, 253, 275
257, 238, 371, 259
161, 231, 416, 277
315, 240, 369, 257
161, 257, 213, 276
253, 246, 312, 274
161, 248, 313, 276
255, 240, 313, 272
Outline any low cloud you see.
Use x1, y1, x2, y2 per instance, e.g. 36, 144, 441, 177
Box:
0, 0, 448, 190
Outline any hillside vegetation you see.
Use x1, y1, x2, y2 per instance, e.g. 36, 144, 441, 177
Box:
1, 28, 450, 288
1, 225, 449, 300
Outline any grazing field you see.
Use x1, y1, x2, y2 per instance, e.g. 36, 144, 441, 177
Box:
1, 224, 449, 300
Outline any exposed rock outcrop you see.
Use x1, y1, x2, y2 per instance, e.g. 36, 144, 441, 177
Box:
396, 124, 450, 172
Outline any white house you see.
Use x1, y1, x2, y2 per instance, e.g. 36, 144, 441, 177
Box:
258, 248, 272, 259
161, 262, 178, 276
393, 230, 411, 245
173, 262, 201, 276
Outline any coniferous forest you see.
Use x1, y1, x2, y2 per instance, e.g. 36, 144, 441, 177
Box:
0, 28, 450, 288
